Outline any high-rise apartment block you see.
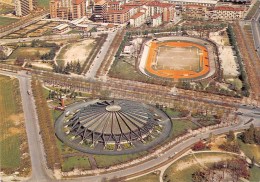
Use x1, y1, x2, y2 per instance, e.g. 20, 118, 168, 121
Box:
50, 0, 86, 20
15, 0, 36, 16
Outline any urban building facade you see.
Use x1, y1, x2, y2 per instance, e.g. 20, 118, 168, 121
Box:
15, 0, 36, 16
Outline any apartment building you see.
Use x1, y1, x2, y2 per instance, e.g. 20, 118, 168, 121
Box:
130, 12, 146, 27
105, 8, 131, 24
145, 1, 174, 22
151, 13, 162, 27
15, 0, 36, 16
72, 0, 86, 19
92, 0, 108, 21
50, 0, 86, 19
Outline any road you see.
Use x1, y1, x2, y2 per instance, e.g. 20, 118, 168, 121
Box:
84, 31, 117, 79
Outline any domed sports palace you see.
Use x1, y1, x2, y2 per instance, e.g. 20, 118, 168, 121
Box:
55, 100, 171, 155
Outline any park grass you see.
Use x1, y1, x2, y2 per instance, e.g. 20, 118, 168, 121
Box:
163, 152, 236, 182
109, 59, 147, 82
94, 151, 147, 168
170, 119, 199, 139
238, 139, 260, 163
164, 108, 181, 118
0, 16, 19, 27
128, 173, 159, 182
62, 156, 91, 172
37, 0, 50, 9
0, 4, 14, 14
0, 75, 23, 172
8, 47, 51, 60
249, 166, 260, 181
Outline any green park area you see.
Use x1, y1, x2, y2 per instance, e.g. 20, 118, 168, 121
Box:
62, 156, 91, 172
9, 47, 52, 60
0, 75, 27, 174
0, 16, 19, 27
37, 0, 50, 9
128, 172, 159, 182
163, 152, 236, 182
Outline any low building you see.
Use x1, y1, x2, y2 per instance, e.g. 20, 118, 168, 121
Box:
130, 12, 145, 27
169, 0, 217, 7
123, 44, 134, 54
53, 24, 70, 34
183, 5, 207, 19
212, 6, 245, 20
151, 13, 162, 27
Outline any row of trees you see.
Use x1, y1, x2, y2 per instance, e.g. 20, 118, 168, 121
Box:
227, 24, 250, 97
31, 79, 61, 169
53, 61, 81, 75
127, 23, 227, 37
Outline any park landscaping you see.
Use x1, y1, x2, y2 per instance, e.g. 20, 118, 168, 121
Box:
163, 152, 237, 182
93, 152, 148, 168
9, 47, 52, 60
62, 156, 91, 172
128, 172, 159, 182
37, 0, 50, 9
0, 75, 30, 176
0, 16, 19, 27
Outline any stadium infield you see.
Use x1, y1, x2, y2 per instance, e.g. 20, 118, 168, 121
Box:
145, 41, 210, 80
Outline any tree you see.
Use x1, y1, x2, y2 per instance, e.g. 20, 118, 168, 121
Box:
227, 130, 235, 142
192, 141, 206, 151
243, 124, 255, 144
250, 156, 255, 168
76, 61, 81, 74
254, 128, 260, 144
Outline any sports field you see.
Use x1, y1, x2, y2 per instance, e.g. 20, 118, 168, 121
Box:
145, 41, 210, 80
156, 46, 201, 71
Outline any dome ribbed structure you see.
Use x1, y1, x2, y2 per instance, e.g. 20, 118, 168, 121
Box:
66, 100, 158, 144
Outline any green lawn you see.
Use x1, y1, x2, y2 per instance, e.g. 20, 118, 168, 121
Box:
0, 75, 22, 171
109, 59, 147, 82
164, 108, 181, 118
94, 152, 147, 168
170, 119, 198, 139
238, 139, 260, 163
62, 156, 91, 172
128, 173, 159, 182
37, 0, 50, 9
0, 16, 19, 27
0, 4, 14, 14
9, 47, 51, 60
249, 166, 260, 181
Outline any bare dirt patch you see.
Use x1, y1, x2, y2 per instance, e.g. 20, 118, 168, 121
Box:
156, 46, 200, 71
61, 39, 95, 65
209, 31, 239, 77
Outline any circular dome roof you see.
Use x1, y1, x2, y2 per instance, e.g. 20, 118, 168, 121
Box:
66, 100, 158, 144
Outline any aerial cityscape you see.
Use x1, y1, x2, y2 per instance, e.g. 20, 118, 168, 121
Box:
0, 0, 260, 181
